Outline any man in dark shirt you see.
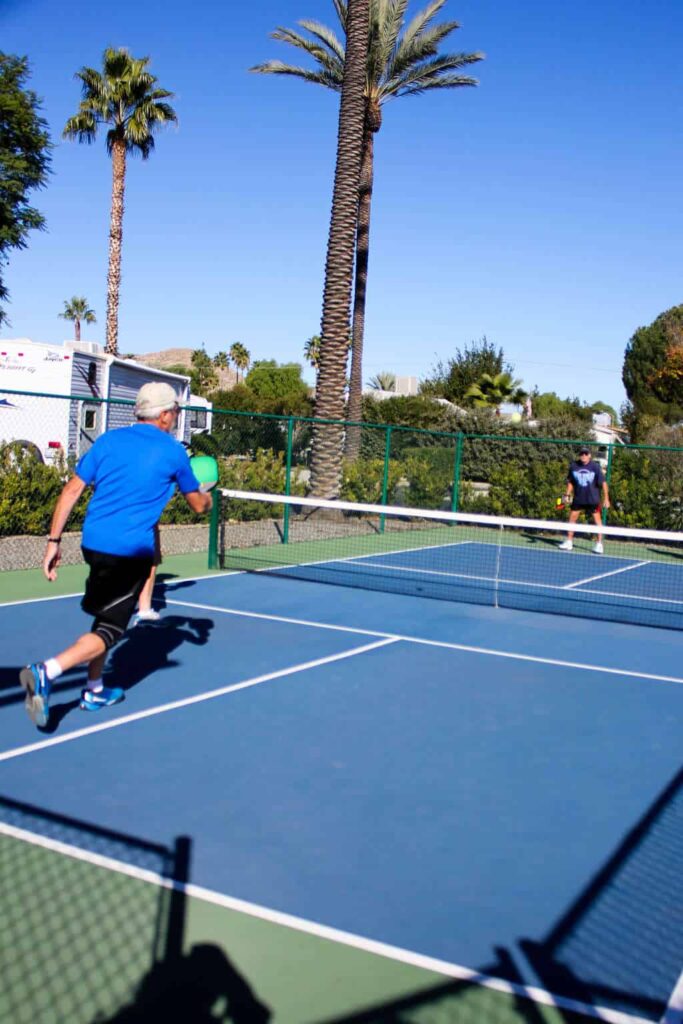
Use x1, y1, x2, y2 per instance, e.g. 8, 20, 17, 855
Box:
559, 445, 610, 554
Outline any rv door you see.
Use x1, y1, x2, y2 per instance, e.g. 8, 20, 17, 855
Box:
78, 401, 103, 456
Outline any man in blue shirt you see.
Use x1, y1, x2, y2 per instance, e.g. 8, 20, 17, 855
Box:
19, 382, 212, 728
558, 445, 610, 554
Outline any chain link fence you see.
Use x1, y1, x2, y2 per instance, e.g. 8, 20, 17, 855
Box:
2, 387, 682, 557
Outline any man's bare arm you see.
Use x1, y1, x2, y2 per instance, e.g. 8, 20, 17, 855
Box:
184, 490, 213, 515
44, 475, 87, 581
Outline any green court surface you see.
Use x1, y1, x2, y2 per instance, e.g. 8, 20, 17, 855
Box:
0, 550, 214, 605
1, 829, 594, 1024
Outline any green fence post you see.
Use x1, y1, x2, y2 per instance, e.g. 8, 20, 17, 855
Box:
379, 425, 392, 533
603, 442, 614, 524
283, 416, 294, 544
208, 489, 220, 569
450, 431, 464, 515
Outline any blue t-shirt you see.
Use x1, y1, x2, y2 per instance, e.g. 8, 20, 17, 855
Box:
76, 424, 200, 557
567, 459, 604, 506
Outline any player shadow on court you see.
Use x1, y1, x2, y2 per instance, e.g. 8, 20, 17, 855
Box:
36, 614, 214, 734
98, 943, 271, 1024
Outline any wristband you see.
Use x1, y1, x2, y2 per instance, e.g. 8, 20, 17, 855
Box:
47, 537, 62, 544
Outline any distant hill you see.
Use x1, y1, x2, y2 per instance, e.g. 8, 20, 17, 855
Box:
130, 348, 237, 389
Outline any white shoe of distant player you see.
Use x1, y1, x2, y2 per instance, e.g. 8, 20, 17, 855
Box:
136, 608, 161, 622
558, 539, 573, 551
592, 542, 604, 554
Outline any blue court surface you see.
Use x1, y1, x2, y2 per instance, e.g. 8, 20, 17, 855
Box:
1, 567, 682, 1024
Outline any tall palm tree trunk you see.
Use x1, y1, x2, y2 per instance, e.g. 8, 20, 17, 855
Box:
309, 0, 369, 498
106, 138, 126, 356
344, 119, 376, 460
74, 318, 81, 342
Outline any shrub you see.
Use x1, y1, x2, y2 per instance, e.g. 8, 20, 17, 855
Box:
0, 445, 88, 536
340, 458, 401, 504
401, 455, 451, 510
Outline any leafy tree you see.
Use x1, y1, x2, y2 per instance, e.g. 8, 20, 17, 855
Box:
229, 341, 250, 383
0, 53, 51, 325
464, 372, 527, 409
63, 48, 177, 355
421, 338, 509, 404
190, 348, 218, 395
253, 2, 483, 461
647, 343, 683, 406
59, 296, 96, 341
585, 400, 619, 424
622, 304, 683, 426
368, 371, 395, 391
245, 360, 309, 401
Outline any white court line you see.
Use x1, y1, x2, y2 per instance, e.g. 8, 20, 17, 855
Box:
0, 638, 397, 763
565, 560, 651, 590
0, 820, 657, 1024
661, 969, 683, 1024
164, 599, 683, 686
0, 569, 237, 609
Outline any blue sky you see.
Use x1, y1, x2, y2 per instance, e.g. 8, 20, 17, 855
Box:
1, 0, 682, 410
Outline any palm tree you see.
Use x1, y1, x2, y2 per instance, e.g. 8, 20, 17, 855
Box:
229, 342, 251, 383
464, 372, 527, 410
304, 334, 322, 369
308, 0, 369, 496
63, 48, 177, 356
213, 350, 229, 371
59, 296, 96, 342
252, 1, 483, 459
368, 370, 396, 391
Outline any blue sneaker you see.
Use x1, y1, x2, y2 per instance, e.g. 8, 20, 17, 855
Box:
19, 663, 51, 728
80, 686, 125, 712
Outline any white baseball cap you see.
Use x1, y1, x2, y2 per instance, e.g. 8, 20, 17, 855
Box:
134, 382, 179, 419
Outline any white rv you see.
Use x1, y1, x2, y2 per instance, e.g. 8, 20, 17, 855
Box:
0, 339, 211, 464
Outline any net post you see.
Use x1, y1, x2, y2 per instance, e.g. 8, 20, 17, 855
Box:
450, 431, 464, 516
379, 425, 392, 533
207, 489, 220, 569
602, 442, 614, 525
283, 416, 294, 544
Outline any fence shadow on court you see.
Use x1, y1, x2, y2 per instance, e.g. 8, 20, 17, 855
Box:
519, 765, 683, 1022
28, 613, 214, 733
0, 795, 271, 1024
316, 946, 582, 1024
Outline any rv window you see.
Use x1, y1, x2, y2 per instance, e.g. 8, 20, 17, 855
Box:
190, 410, 207, 429
87, 362, 97, 386
83, 409, 96, 430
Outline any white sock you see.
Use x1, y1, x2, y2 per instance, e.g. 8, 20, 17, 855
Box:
87, 678, 104, 693
44, 658, 63, 681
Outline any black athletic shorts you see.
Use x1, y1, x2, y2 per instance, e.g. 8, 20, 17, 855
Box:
571, 503, 600, 514
81, 548, 154, 631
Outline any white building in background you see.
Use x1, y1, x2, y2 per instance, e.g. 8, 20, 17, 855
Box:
0, 338, 211, 463
363, 375, 419, 400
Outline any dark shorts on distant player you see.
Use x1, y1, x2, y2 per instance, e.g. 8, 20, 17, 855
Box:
81, 547, 153, 640
571, 503, 600, 514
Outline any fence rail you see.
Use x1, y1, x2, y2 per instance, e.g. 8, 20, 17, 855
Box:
2, 389, 682, 552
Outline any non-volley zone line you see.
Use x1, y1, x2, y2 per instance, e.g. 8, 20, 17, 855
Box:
0, 822, 663, 1024
0, 638, 398, 763
164, 599, 683, 686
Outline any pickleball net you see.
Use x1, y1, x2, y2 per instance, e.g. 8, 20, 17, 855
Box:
212, 489, 683, 631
